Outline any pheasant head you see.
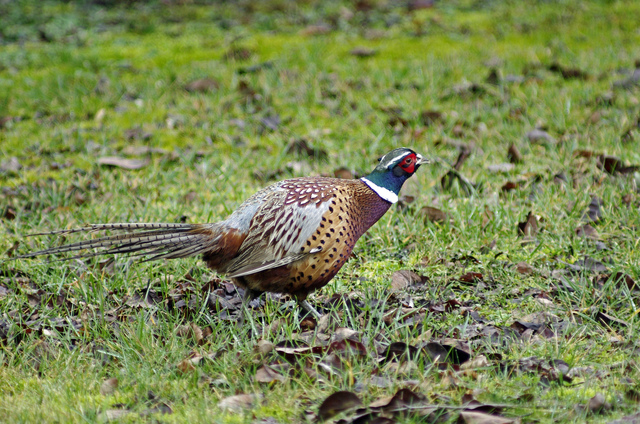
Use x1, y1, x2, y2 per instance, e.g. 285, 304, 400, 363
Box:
360, 147, 427, 203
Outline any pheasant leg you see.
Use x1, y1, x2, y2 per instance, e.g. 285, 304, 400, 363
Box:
298, 299, 322, 320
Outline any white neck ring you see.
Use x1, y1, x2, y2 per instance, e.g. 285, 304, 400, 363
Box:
360, 177, 398, 203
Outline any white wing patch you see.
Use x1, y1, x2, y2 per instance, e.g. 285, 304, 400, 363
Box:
267, 201, 331, 254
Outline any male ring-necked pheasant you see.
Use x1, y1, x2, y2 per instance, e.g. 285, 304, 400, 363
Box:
18, 148, 426, 318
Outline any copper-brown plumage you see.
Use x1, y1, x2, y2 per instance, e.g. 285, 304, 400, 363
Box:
16, 148, 427, 319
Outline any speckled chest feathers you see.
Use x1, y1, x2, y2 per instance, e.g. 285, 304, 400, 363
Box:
213, 177, 394, 300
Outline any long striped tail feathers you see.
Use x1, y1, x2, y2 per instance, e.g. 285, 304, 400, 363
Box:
16, 223, 222, 263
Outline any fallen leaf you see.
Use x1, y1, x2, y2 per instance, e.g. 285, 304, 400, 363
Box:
458, 411, 516, 424
178, 323, 204, 344
562, 256, 608, 273
548, 62, 589, 79
501, 181, 518, 192
218, 394, 257, 412
515, 262, 534, 275
423, 341, 471, 365
583, 197, 603, 223
100, 377, 118, 395
391, 270, 423, 291
595, 309, 629, 328
318, 391, 362, 420
328, 338, 367, 357
377, 388, 428, 411
255, 365, 286, 384
350, 47, 377, 57
459, 272, 483, 283
123, 127, 152, 141
421, 206, 448, 223
596, 272, 637, 291
507, 144, 523, 163
104, 409, 131, 420
486, 68, 501, 85
256, 339, 275, 355
575, 224, 598, 239
597, 155, 640, 175
3, 206, 17, 220
140, 403, 173, 416
286, 138, 327, 158
383, 342, 421, 362
517, 212, 538, 237
300, 24, 331, 36
586, 393, 612, 414
420, 110, 443, 126
237, 61, 274, 74
98, 157, 149, 170
184, 78, 220, 93
526, 129, 555, 144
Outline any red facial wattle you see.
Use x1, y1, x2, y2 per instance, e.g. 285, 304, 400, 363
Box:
400, 153, 417, 174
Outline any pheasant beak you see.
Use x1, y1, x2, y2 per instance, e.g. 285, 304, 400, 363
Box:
415, 153, 429, 166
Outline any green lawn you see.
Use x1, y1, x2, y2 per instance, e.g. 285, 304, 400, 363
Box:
1, 0, 640, 422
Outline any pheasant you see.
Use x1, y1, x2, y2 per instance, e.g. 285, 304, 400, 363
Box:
17, 148, 426, 319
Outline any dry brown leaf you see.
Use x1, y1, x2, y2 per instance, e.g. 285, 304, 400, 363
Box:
458, 410, 516, 424
104, 409, 131, 420
421, 110, 443, 126
421, 206, 448, 223
526, 129, 555, 144
99, 377, 118, 396
515, 262, 534, 275
219, 394, 258, 412
177, 323, 204, 344
391, 270, 422, 291
517, 212, 538, 237
507, 143, 523, 164
98, 156, 149, 170
350, 47, 377, 57
318, 391, 363, 420
300, 24, 332, 36
177, 356, 198, 374
330, 327, 359, 342
184, 78, 220, 92
597, 154, 640, 175
575, 224, 599, 239
255, 365, 286, 384
548, 62, 589, 79
256, 339, 275, 355
423, 341, 471, 365
501, 181, 518, 192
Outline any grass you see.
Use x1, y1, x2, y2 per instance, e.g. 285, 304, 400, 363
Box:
1, 0, 640, 422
